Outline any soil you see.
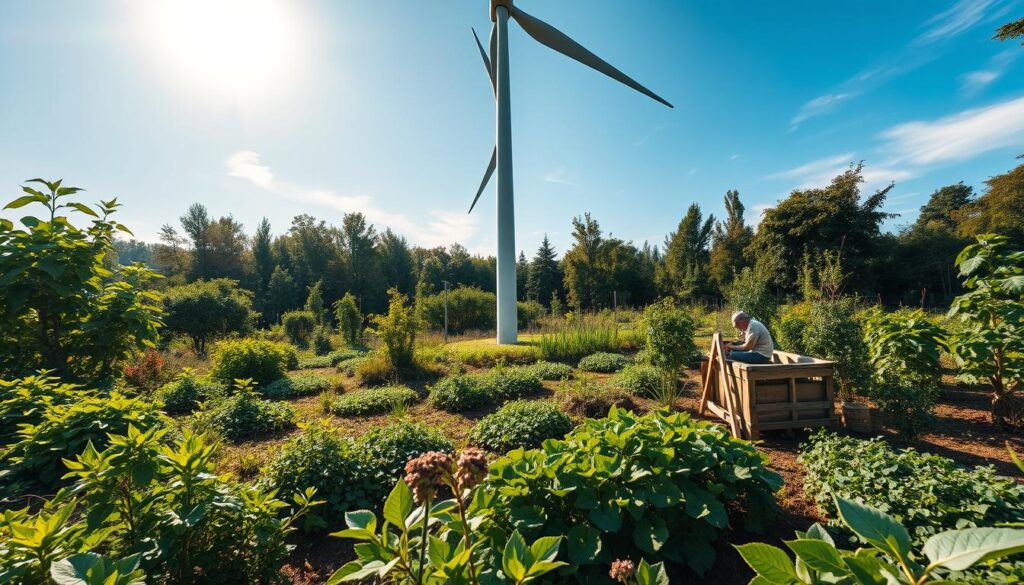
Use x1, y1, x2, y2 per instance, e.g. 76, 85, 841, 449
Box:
269, 366, 1023, 585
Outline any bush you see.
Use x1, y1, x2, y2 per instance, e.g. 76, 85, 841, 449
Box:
726, 267, 781, 332
328, 347, 366, 365
1, 392, 167, 496
800, 431, 1024, 547
192, 383, 296, 441
262, 372, 334, 399
370, 288, 418, 371
577, 351, 633, 373
641, 297, 698, 374
487, 408, 782, 579
477, 366, 544, 401
801, 298, 872, 400
2, 427, 317, 584
420, 286, 495, 333
611, 363, 663, 397
358, 421, 453, 485
330, 385, 419, 417
121, 349, 169, 392
428, 374, 490, 412
260, 421, 378, 528
444, 339, 541, 367
517, 300, 545, 330
470, 400, 572, 452
337, 355, 369, 376
775, 302, 810, 353
311, 324, 333, 356
156, 371, 226, 414
333, 292, 364, 345
0, 373, 82, 448
538, 325, 620, 361
522, 360, 573, 381
554, 377, 637, 419
282, 310, 317, 348
209, 338, 296, 387
162, 279, 256, 355
297, 354, 333, 369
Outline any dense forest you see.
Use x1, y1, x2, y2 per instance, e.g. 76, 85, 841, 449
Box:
112, 160, 1024, 321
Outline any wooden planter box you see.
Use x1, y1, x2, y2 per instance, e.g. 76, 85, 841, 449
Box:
701, 348, 838, 440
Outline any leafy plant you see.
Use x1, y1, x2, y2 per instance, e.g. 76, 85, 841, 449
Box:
478, 367, 544, 402
0, 373, 82, 448
282, 310, 317, 348
738, 494, 1024, 585
578, 352, 633, 373
330, 386, 419, 417
612, 364, 662, 397
554, 377, 637, 419
371, 288, 419, 371
262, 372, 334, 399
800, 432, 1024, 548
312, 324, 334, 356
120, 349, 169, 393
428, 374, 490, 412
333, 292, 364, 346
329, 449, 567, 585
947, 234, 1024, 426
161, 278, 256, 355
208, 338, 296, 387
862, 307, 946, 438
154, 370, 226, 414
470, 400, 572, 453
337, 356, 369, 376
298, 354, 334, 369
802, 298, 872, 401
726, 266, 781, 331
640, 297, 698, 376
358, 421, 454, 487
487, 408, 782, 580
521, 360, 573, 381
191, 380, 296, 441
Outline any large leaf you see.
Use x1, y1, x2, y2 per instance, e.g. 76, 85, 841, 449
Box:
4, 194, 45, 210
785, 539, 846, 575
922, 527, 1024, 572
734, 543, 798, 583
835, 495, 912, 561
383, 481, 413, 527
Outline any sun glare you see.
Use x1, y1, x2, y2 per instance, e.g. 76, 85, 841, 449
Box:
138, 0, 306, 101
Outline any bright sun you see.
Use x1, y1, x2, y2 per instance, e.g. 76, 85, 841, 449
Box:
138, 0, 306, 101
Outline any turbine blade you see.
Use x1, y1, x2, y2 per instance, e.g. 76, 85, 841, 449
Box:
509, 6, 673, 108
469, 147, 497, 214
489, 23, 497, 89
472, 27, 495, 95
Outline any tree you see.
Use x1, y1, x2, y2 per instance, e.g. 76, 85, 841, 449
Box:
333, 292, 364, 345
748, 163, 893, 294
0, 180, 163, 381
252, 218, 275, 293
995, 16, 1024, 43
153, 224, 190, 278
341, 212, 382, 312
526, 235, 563, 307
304, 279, 327, 323
377, 229, 416, 296
163, 279, 256, 355
709, 190, 753, 291
205, 215, 250, 282
371, 288, 419, 371
659, 203, 714, 300
516, 251, 529, 301
285, 214, 346, 303
954, 162, 1024, 245
264, 266, 298, 324
563, 213, 605, 311
180, 203, 212, 280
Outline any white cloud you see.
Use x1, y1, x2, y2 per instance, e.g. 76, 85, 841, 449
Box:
960, 50, 1018, 95
917, 0, 1001, 44
225, 151, 477, 247
768, 153, 856, 181
746, 203, 774, 228
768, 152, 912, 192
543, 167, 575, 186
730, 153, 741, 160
880, 95, 1024, 165
791, 93, 856, 128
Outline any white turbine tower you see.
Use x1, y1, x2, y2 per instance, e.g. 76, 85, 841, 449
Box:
468, 0, 672, 344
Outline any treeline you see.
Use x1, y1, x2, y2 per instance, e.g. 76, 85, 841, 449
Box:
114, 160, 1024, 320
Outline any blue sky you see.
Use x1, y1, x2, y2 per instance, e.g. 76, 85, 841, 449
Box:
1, 0, 1022, 258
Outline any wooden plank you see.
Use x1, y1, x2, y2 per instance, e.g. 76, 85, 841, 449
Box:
789, 377, 798, 422
755, 401, 834, 412
755, 418, 836, 431
714, 332, 742, 438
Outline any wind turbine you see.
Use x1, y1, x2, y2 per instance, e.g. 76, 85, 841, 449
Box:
468, 0, 672, 345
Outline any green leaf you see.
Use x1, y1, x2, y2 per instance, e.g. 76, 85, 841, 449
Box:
383, 481, 413, 527
842, 555, 890, 585
635, 559, 671, 585
835, 495, 912, 561
4, 194, 44, 210
567, 524, 602, 565
529, 536, 562, 564
633, 516, 669, 554
785, 539, 846, 575
588, 501, 622, 532
503, 530, 528, 581
922, 527, 1024, 572
67, 202, 98, 218
734, 543, 798, 583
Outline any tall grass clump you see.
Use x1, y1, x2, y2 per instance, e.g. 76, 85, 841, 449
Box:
538, 325, 620, 361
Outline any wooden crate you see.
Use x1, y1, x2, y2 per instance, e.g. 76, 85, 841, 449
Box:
700, 334, 838, 440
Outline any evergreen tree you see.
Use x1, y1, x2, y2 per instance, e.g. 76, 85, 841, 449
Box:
563, 213, 604, 311
253, 217, 275, 293
305, 279, 327, 323
377, 229, 416, 296
709, 190, 753, 292
341, 213, 382, 312
527, 235, 563, 307
264, 265, 298, 324
180, 203, 211, 280
516, 251, 529, 301
659, 203, 714, 300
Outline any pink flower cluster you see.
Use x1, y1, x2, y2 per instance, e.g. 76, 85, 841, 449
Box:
609, 558, 636, 583
403, 448, 490, 504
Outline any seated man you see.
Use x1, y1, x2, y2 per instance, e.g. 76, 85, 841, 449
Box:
724, 311, 774, 364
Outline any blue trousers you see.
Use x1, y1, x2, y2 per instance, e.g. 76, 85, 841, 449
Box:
729, 350, 771, 364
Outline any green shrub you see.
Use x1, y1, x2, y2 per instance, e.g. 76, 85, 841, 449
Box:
725, 267, 781, 332
192, 383, 296, 441
262, 372, 334, 399
162, 278, 256, 355
522, 360, 573, 381
328, 347, 366, 365
2, 426, 317, 583
0, 373, 82, 448
477, 366, 544, 401
358, 421, 453, 485
209, 338, 296, 387
802, 298, 872, 400
333, 292, 364, 345
311, 324, 333, 356
487, 408, 782, 579
641, 297, 699, 375
577, 351, 633, 373
259, 421, 377, 528
554, 377, 637, 419
517, 300, 546, 330
470, 400, 572, 452
1, 392, 167, 496
538, 325, 620, 361
282, 310, 316, 348
155, 372, 226, 414
330, 385, 419, 417
420, 286, 495, 333
800, 431, 1024, 546
297, 354, 333, 369
775, 302, 810, 353
428, 374, 490, 412
611, 363, 662, 397
337, 355, 369, 376
370, 288, 417, 371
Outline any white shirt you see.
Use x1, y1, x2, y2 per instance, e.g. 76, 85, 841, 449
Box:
743, 319, 775, 358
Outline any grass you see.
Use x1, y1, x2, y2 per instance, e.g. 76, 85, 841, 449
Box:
443, 337, 542, 367
538, 325, 621, 361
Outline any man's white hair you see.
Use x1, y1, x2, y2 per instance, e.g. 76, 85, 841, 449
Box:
731, 311, 749, 324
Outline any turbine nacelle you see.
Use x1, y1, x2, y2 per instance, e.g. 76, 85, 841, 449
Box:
489, 0, 513, 23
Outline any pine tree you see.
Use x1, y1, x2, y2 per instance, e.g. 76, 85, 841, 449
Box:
305, 279, 327, 323
516, 251, 529, 301
264, 266, 297, 324
252, 218, 275, 293
527, 235, 563, 307
659, 203, 714, 300
709, 190, 753, 291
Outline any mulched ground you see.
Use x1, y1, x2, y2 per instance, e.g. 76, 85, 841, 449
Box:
265, 366, 1023, 584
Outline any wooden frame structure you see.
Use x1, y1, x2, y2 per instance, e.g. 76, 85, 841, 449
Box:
699, 332, 838, 440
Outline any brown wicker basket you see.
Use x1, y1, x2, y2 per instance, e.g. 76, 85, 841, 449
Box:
842, 401, 872, 433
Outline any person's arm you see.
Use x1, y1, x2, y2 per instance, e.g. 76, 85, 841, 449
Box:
732, 329, 758, 351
